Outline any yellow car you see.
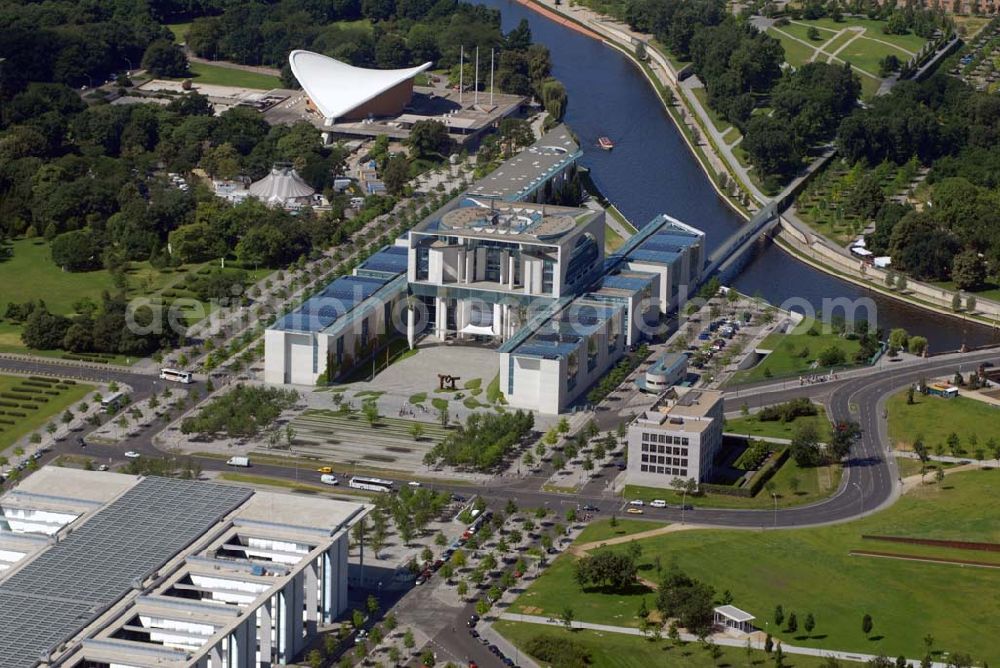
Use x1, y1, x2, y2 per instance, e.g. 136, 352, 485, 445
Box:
316, 466, 333, 474
626, 507, 644, 515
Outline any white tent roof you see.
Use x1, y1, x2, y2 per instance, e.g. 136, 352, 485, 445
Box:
288, 50, 432, 120
248, 165, 314, 204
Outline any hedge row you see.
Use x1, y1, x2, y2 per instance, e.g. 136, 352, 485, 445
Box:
0, 411, 27, 417
29, 376, 52, 382
700, 482, 754, 498
1, 392, 35, 400
0, 419, 14, 425
747, 447, 790, 497
0, 400, 18, 408
700, 448, 790, 498
10, 387, 43, 394
62, 355, 110, 364
22, 380, 54, 388
43, 390, 60, 396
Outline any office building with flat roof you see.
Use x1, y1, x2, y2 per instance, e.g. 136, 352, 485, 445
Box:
625, 389, 724, 487
263, 124, 707, 413
0, 467, 368, 668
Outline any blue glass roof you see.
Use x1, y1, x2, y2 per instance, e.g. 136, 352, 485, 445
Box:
272, 275, 389, 333
628, 248, 682, 265
600, 275, 650, 291
357, 246, 408, 275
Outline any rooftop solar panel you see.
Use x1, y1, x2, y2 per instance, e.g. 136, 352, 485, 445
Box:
0, 477, 252, 668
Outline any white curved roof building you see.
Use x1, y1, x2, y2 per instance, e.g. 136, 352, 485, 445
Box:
288, 50, 432, 124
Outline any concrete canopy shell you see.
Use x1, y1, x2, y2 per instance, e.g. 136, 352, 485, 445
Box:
288, 50, 433, 121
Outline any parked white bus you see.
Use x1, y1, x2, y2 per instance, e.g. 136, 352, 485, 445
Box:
349, 476, 394, 493
100, 391, 126, 413
160, 368, 192, 384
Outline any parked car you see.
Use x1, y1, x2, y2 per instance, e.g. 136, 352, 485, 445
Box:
626, 507, 644, 515
581, 504, 599, 512
650, 499, 667, 508
124, 451, 141, 459
628, 499, 644, 507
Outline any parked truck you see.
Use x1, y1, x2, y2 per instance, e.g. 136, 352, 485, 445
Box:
226, 456, 250, 467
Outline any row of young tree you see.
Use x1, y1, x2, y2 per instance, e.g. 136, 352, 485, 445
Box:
424, 409, 535, 470
836, 74, 1000, 285
180, 384, 299, 438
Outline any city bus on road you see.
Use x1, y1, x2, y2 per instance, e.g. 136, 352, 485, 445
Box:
160, 368, 192, 383
349, 476, 395, 493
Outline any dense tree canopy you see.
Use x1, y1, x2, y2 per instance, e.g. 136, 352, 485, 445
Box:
836, 74, 1000, 281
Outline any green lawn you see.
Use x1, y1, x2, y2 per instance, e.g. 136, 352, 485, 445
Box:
623, 456, 841, 509
780, 20, 839, 45
494, 622, 864, 668
0, 238, 264, 354
798, 17, 927, 54
838, 37, 912, 78
725, 404, 834, 441
183, 62, 281, 90
930, 278, 1000, 303
886, 390, 1000, 453
819, 30, 861, 59
0, 239, 118, 314
729, 318, 862, 384
166, 22, 192, 43
0, 375, 93, 452
605, 223, 626, 253
894, 456, 957, 479
768, 27, 825, 68
574, 518, 667, 545
511, 469, 1000, 662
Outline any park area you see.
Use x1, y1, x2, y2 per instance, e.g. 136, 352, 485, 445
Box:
0, 375, 92, 452
886, 388, 1000, 455
507, 469, 1000, 663
495, 621, 863, 668
0, 237, 267, 358
725, 404, 833, 441
766, 17, 927, 99
796, 158, 925, 247
729, 318, 862, 384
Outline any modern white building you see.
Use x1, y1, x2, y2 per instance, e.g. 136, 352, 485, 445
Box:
625, 389, 724, 487
263, 124, 707, 413
0, 467, 369, 668
288, 50, 432, 126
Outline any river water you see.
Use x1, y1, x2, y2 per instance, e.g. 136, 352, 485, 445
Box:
473, 0, 997, 350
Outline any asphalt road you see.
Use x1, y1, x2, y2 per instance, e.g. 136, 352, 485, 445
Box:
9, 350, 1000, 529
6, 351, 1000, 668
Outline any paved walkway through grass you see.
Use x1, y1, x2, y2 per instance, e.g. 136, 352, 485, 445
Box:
497, 613, 952, 667
569, 522, 698, 556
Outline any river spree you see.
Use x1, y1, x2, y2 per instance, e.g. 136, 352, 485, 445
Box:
474, 0, 997, 350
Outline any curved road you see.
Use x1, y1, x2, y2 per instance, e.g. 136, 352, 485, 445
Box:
4, 350, 1000, 530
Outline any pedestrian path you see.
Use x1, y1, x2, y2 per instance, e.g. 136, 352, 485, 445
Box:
497, 613, 951, 667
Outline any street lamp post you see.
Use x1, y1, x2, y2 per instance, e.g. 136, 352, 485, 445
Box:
771, 492, 778, 528
681, 487, 688, 524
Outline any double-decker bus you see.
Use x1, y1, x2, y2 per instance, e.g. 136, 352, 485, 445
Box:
349, 476, 395, 493
159, 368, 192, 384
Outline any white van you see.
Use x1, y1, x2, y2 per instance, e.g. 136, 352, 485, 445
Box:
650, 499, 667, 508
320, 474, 339, 485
